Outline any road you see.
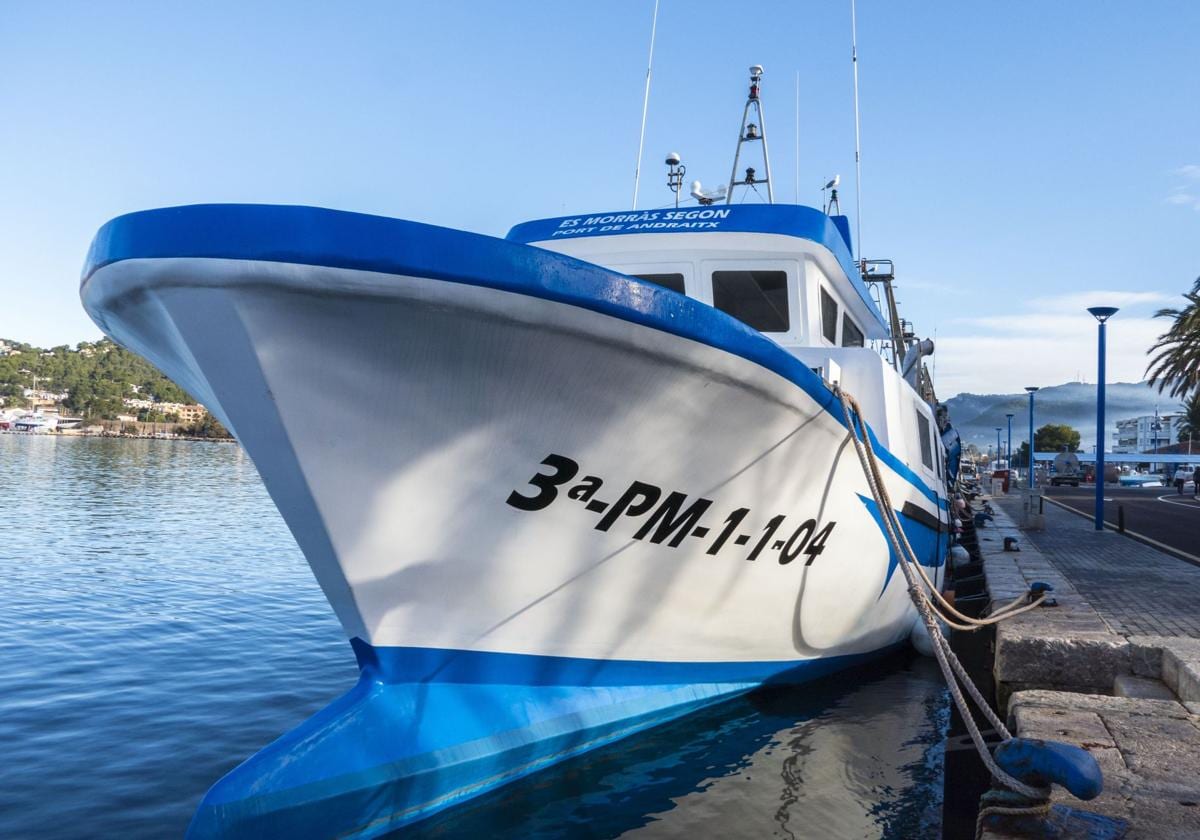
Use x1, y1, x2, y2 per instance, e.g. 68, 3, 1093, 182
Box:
1042, 484, 1200, 565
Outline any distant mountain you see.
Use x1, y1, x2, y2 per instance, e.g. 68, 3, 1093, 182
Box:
944, 382, 1182, 451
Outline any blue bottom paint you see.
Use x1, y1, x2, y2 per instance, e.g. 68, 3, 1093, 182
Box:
187, 642, 904, 838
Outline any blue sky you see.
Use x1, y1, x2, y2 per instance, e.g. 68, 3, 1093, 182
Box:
2, 1, 1197, 397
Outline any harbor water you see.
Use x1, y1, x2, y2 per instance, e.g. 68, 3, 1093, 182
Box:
0, 435, 948, 838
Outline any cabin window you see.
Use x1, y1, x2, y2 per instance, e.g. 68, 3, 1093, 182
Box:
841, 314, 865, 347
820, 287, 839, 343
635, 273, 686, 295
711, 270, 789, 332
916, 407, 934, 470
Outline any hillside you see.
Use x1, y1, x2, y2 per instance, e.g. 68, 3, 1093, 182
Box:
944, 382, 1182, 451
0, 337, 193, 420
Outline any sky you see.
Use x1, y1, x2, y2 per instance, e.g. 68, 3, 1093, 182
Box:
1, 1, 1197, 398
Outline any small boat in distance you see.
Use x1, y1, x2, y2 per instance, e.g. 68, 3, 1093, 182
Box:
10, 410, 60, 433
81, 66, 952, 838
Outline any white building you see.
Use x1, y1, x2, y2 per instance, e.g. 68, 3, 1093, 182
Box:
121, 397, 208, 422
23, 388, 69, 403
1112, 413, 1179, 454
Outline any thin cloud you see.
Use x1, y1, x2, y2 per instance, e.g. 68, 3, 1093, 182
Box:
1167, 187, 1200, 209
1167, 167, 1200, 209
932, 289, 1174, 397
893, 277, 968, 296
1027, 290, 1174, 311
934, 324, 1164, 397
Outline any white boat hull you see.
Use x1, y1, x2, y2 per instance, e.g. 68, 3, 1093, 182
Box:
81, 205, 948, 836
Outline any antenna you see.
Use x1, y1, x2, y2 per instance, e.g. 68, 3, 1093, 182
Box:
691, 180, 727, 205
850, 0, 863, 259
794, 71, 800, 203
822, 175, 840, 214
726, 65, 774, 203
665, 152, 686, 207
631, 0, 661, 210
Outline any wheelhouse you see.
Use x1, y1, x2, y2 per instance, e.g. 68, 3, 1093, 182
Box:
508, 203, 941, 484
506, 203, 889, 354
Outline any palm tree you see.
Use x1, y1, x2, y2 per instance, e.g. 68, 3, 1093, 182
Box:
1177, 392, 1200, 445
1147, 277, 1200, 399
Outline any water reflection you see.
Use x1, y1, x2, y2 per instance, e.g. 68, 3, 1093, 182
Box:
409, 656, 947, 839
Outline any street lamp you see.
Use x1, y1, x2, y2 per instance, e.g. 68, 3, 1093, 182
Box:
1006, 413, 1014, 470
1151, 408, 1161, 478
1025, 387, 1039, 487
1088, 306, 1119, 531
996, 427, 1003, 468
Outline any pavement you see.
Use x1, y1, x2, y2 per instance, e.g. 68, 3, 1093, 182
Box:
1001, 689, 1200, 839
1043, 485, 1200, 566
977, 497, 1200, 838
1011, 499, 1200, 638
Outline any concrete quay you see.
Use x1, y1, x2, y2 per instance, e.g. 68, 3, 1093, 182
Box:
976, 497, 1200, 838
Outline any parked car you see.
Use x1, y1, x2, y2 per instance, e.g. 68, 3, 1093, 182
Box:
1118, 472, 1165, 488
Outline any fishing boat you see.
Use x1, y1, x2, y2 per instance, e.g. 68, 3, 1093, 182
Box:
81, 66, 951, 838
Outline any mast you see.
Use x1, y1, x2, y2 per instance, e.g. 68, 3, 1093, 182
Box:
726, 65, 774, 203
850, 0, 863, 259
631, 0, 660, 210
794, 71, 800, 203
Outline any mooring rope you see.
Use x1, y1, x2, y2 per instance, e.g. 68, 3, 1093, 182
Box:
833, 386, 1051, 804
974, 801, 1054, 840
835, 388, 1045, 630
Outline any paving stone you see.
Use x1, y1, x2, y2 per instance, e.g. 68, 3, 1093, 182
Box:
1128, 636, 1174, 678
995, 631, 1130, 692
1127, 793, 1200, 837
1113, 674, 1177, 701
1011, 705, 1115, 747
1164, 648, 1200, 703
1008, 690, 1192, 721
1102, 713, 1200, 785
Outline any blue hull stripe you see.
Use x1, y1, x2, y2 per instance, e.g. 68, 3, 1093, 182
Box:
82, 204, 945, 510
350, 637, 903, 686
856, 495, 947, 597
187, 642, 905, 838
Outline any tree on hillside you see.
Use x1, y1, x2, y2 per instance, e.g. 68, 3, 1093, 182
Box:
1177, 393, 1200, 444
181, 413, 233, 440
0, 336, 198, 421
0, 383, 27, 407
1013, 423, 1082, 467
1147, 277, 1200, 399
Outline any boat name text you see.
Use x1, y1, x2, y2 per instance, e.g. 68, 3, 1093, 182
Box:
506, 454, 836, 565
550, 209, 733, 237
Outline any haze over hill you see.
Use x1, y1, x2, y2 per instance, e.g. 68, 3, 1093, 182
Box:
944, 382, 1182, 452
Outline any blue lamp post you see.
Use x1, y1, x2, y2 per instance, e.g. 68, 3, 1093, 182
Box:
1025, 387, 1039, 487
1150, 409, 1161, 478
996, 427, 1003, 467
1088, 306, 1118, 531
1006, 413, 1014, 469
